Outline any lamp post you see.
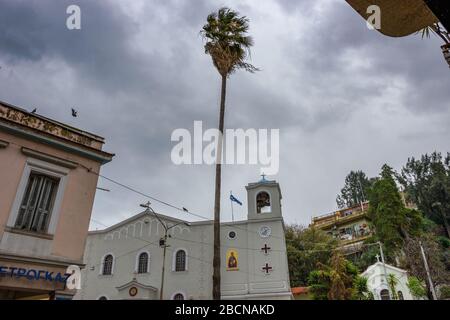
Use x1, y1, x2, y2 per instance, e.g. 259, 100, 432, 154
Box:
377, 241, 392, 299
140, 201, 190, 300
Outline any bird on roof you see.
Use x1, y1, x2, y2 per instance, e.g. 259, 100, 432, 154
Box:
31, 108, 37, 113
71, 108, 78, 117
182, 207, 189, 212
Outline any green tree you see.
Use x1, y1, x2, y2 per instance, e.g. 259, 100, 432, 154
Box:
286, 225, 337, 287
336, 170, 374, 209
307, 251, 359, 300
350, 241, 379, 272
307, 270, 330, 300
368, 164, 424, 259
439, 286, 450, 300
398, 152, 450, 238
352, 276, 374, 300
201, 7, 258, 300
328, 251, 357, 300
402, 235, 449, 299
407, 276, 427, 300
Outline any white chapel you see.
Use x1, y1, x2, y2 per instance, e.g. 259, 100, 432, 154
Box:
74, 178, 292, 300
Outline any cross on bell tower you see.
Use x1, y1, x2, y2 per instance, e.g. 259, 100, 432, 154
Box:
262, 263, 273, 274
261, 244, 271, 254
260, 172, 267, 182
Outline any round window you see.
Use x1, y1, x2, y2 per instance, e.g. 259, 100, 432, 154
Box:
228, 231, 237, 239
129, 287, 138, 297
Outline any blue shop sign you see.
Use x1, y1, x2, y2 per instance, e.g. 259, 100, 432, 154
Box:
0, 265, 69, 283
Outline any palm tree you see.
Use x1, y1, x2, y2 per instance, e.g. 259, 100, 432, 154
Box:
420, 23, 450, 43
420, 23, 450, 68
387, 273, 399, 300
353, 276, 374, 300
201, 7, 258, 300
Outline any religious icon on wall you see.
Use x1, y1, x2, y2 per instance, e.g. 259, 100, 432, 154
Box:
226, 249, 239, 271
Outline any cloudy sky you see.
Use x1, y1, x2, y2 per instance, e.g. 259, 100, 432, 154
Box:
1, 0, 449, 229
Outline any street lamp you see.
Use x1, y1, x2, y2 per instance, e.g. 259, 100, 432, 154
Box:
139, 201, 190, 300
377, 241, 392, 299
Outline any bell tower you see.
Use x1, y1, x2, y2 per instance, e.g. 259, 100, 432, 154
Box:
245, 175, 282, 220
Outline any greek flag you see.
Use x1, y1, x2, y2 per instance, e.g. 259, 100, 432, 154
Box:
230, 194, 242, 206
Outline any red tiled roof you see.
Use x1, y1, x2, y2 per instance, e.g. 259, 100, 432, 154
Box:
291, 287, 309, 295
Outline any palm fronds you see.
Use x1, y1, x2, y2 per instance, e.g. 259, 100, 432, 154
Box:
201, 7, 259, 76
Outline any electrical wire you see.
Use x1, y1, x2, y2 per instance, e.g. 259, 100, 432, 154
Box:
3, 139, 381, 280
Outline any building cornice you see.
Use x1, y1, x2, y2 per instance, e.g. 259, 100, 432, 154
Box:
0, 121, 114, 164
88, 210, 285, 234
0, 100, 105, 142
0, 251, 85, 268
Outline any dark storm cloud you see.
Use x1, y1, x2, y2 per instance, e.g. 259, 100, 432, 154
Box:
0, 0, 146, 92
0, 0, 449, 227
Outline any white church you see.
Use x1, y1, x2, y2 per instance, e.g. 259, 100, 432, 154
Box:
74, 178, 292, 300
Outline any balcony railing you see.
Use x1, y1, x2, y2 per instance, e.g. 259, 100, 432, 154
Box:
311, 202, 369, 228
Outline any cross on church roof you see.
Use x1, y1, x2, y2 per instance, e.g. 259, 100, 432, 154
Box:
260, 173, 267, 182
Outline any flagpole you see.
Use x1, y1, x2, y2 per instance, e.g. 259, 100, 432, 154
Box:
230, 191, 234, 222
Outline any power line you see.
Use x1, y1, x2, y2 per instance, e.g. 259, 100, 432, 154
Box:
79, 163, 292, 242
6, 140, 381, 264
87, 210, 382, 282
79, 163, 195, 216
86, 237, 161, 272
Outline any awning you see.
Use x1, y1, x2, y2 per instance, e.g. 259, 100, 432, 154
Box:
345, 0, 439, 37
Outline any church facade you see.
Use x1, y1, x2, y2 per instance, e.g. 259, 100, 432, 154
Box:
74, 179, 292, 300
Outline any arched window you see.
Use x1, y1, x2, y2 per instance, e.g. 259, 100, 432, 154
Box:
102, 254, 114, 275
173, 293, 185, 300
380, 289, 390, 300
138, 252, 149, 274
256, 191, 271, 213
398, 291, 404, 300
175, 250, 186, 272
98, 296, 108, 300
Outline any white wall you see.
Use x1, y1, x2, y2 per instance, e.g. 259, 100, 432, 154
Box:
362, 263, 414, 300
74, 214, 291, 300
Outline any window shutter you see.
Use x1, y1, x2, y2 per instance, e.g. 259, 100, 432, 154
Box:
15, 173, 59, 233
31, 178, 58, 232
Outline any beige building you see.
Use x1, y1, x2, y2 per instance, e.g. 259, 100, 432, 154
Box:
0, 100, 113, 299
311, 202, 372, 254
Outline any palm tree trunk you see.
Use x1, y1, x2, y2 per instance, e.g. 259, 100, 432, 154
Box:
213, 74, 227, 300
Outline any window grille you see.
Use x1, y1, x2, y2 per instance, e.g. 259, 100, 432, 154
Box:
138, 252, 149, 273
175, 250, 186, 272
